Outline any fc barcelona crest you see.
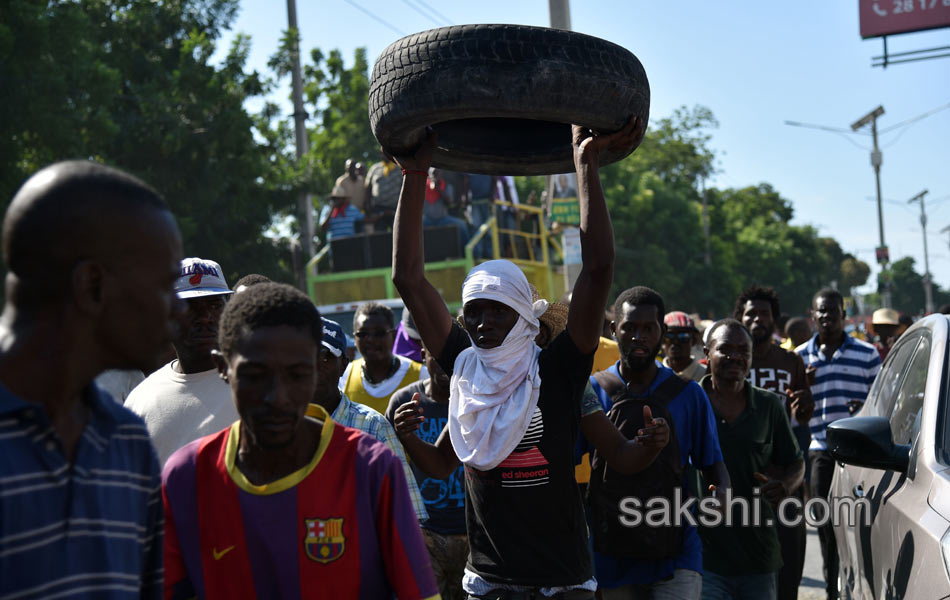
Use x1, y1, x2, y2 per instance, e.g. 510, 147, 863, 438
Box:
304, 518, 345, 564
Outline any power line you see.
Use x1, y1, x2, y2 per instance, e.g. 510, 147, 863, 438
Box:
880, 102, 950, 148
879, 102, 950, 134
784, 121, 870, 151
784, 120, 869, 135
880, 124, 914, 149
397, 0, 445, 27
865, 196, 916, 213
412, 0, 453, 25
869, 194, 950, 206
341, 0, 405, 36
831, 131, 872, 151
787, 103, 950, 152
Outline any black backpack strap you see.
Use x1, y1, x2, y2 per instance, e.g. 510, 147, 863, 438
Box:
650, 373, 689, 406
592, 370, 626, 400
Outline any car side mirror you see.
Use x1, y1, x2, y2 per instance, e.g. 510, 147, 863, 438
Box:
827, 416, 910, 474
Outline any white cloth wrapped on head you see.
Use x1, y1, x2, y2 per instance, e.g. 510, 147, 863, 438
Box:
448, 260, 550, 471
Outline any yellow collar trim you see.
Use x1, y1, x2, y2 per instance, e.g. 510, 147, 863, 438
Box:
225, 404, 335, 495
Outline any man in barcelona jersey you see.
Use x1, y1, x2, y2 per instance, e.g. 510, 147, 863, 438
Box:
161, 282, 439, 599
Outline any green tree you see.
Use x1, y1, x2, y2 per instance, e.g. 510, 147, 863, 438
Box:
879, 257, 950, 314
262, 37, 377, 236
884, 257, 925, 314
840, 255, 871, 295
1, 0, 292, 284
592, 105, 861, 317
599, 105, 728, 315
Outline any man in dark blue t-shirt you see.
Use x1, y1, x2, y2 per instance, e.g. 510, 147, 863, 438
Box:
578, 286, 730, 599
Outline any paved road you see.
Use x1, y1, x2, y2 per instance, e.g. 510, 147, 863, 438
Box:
799, 525, 827, 600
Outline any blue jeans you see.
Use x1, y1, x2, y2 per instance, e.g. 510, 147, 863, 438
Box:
601, 569, 702, 600
469, 200, 493, 258
701, 571, 776, 600
423, 215, 470, 250
495, 207, 518, 257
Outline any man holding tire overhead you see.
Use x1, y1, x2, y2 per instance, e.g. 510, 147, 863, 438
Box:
391, 117, 647, 599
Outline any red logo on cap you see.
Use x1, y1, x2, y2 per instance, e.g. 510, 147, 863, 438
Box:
189, 273, 203, 285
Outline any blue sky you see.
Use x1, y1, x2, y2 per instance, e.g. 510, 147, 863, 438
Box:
216, 1, 950, 299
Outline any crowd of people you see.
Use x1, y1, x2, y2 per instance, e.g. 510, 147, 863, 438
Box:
0, 121, 920, 600
320, 154, 531, 259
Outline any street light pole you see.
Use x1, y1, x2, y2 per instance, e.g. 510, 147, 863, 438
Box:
287, 0, 313, 289
908, 190, 933, 313
851, 106, 890, 307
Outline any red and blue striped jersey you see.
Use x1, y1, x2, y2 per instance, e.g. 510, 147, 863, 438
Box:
162, 404, 439, 600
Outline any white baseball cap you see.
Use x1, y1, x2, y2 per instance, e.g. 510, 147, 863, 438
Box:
175, 257, 234, 299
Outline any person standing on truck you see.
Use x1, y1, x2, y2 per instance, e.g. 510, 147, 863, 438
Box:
365, 150, 402, 232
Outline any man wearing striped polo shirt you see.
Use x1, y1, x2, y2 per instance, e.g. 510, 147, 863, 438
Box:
796, 287, 881, 600
0, 161, 183, 598
319, 184, 363, 241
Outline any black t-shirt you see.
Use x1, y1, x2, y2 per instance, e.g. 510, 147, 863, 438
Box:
386, 381, 466, 535
438, 323, 594, 586
750, 343, 812, 456
749, 343, 808, 397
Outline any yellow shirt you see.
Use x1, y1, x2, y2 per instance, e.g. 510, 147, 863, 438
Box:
591, 336, 620, 374
342, 357, 424, 415
576, 337, 621, 484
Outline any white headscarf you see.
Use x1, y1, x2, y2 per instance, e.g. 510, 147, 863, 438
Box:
448, 260, 550, 471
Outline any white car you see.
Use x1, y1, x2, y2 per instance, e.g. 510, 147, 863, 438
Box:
827, 313, 950, 599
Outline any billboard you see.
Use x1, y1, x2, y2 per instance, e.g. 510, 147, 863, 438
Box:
549, 173, 580, 226
860, 0, 950, 38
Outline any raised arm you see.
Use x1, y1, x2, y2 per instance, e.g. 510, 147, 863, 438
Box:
390, 132, 454, 359
567, 118, 644, 354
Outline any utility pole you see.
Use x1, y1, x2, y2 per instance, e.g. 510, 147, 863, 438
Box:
287, 0, 313, 289
851, 106, 890, 307
700, 179, 711, 266
908, 190, 933, 313
548, 0, 571, 29
547, 0, 581, 294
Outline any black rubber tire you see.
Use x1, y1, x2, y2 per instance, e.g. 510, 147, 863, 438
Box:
368, 24, 650, 175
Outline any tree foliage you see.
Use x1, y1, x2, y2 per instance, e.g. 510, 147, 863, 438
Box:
591, 106, 870, 317
840, 256, 871, 294
1, 0, 291, 284
880, 257, 950, 315
2, 3, 876, 312
261, 35, 377, 224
